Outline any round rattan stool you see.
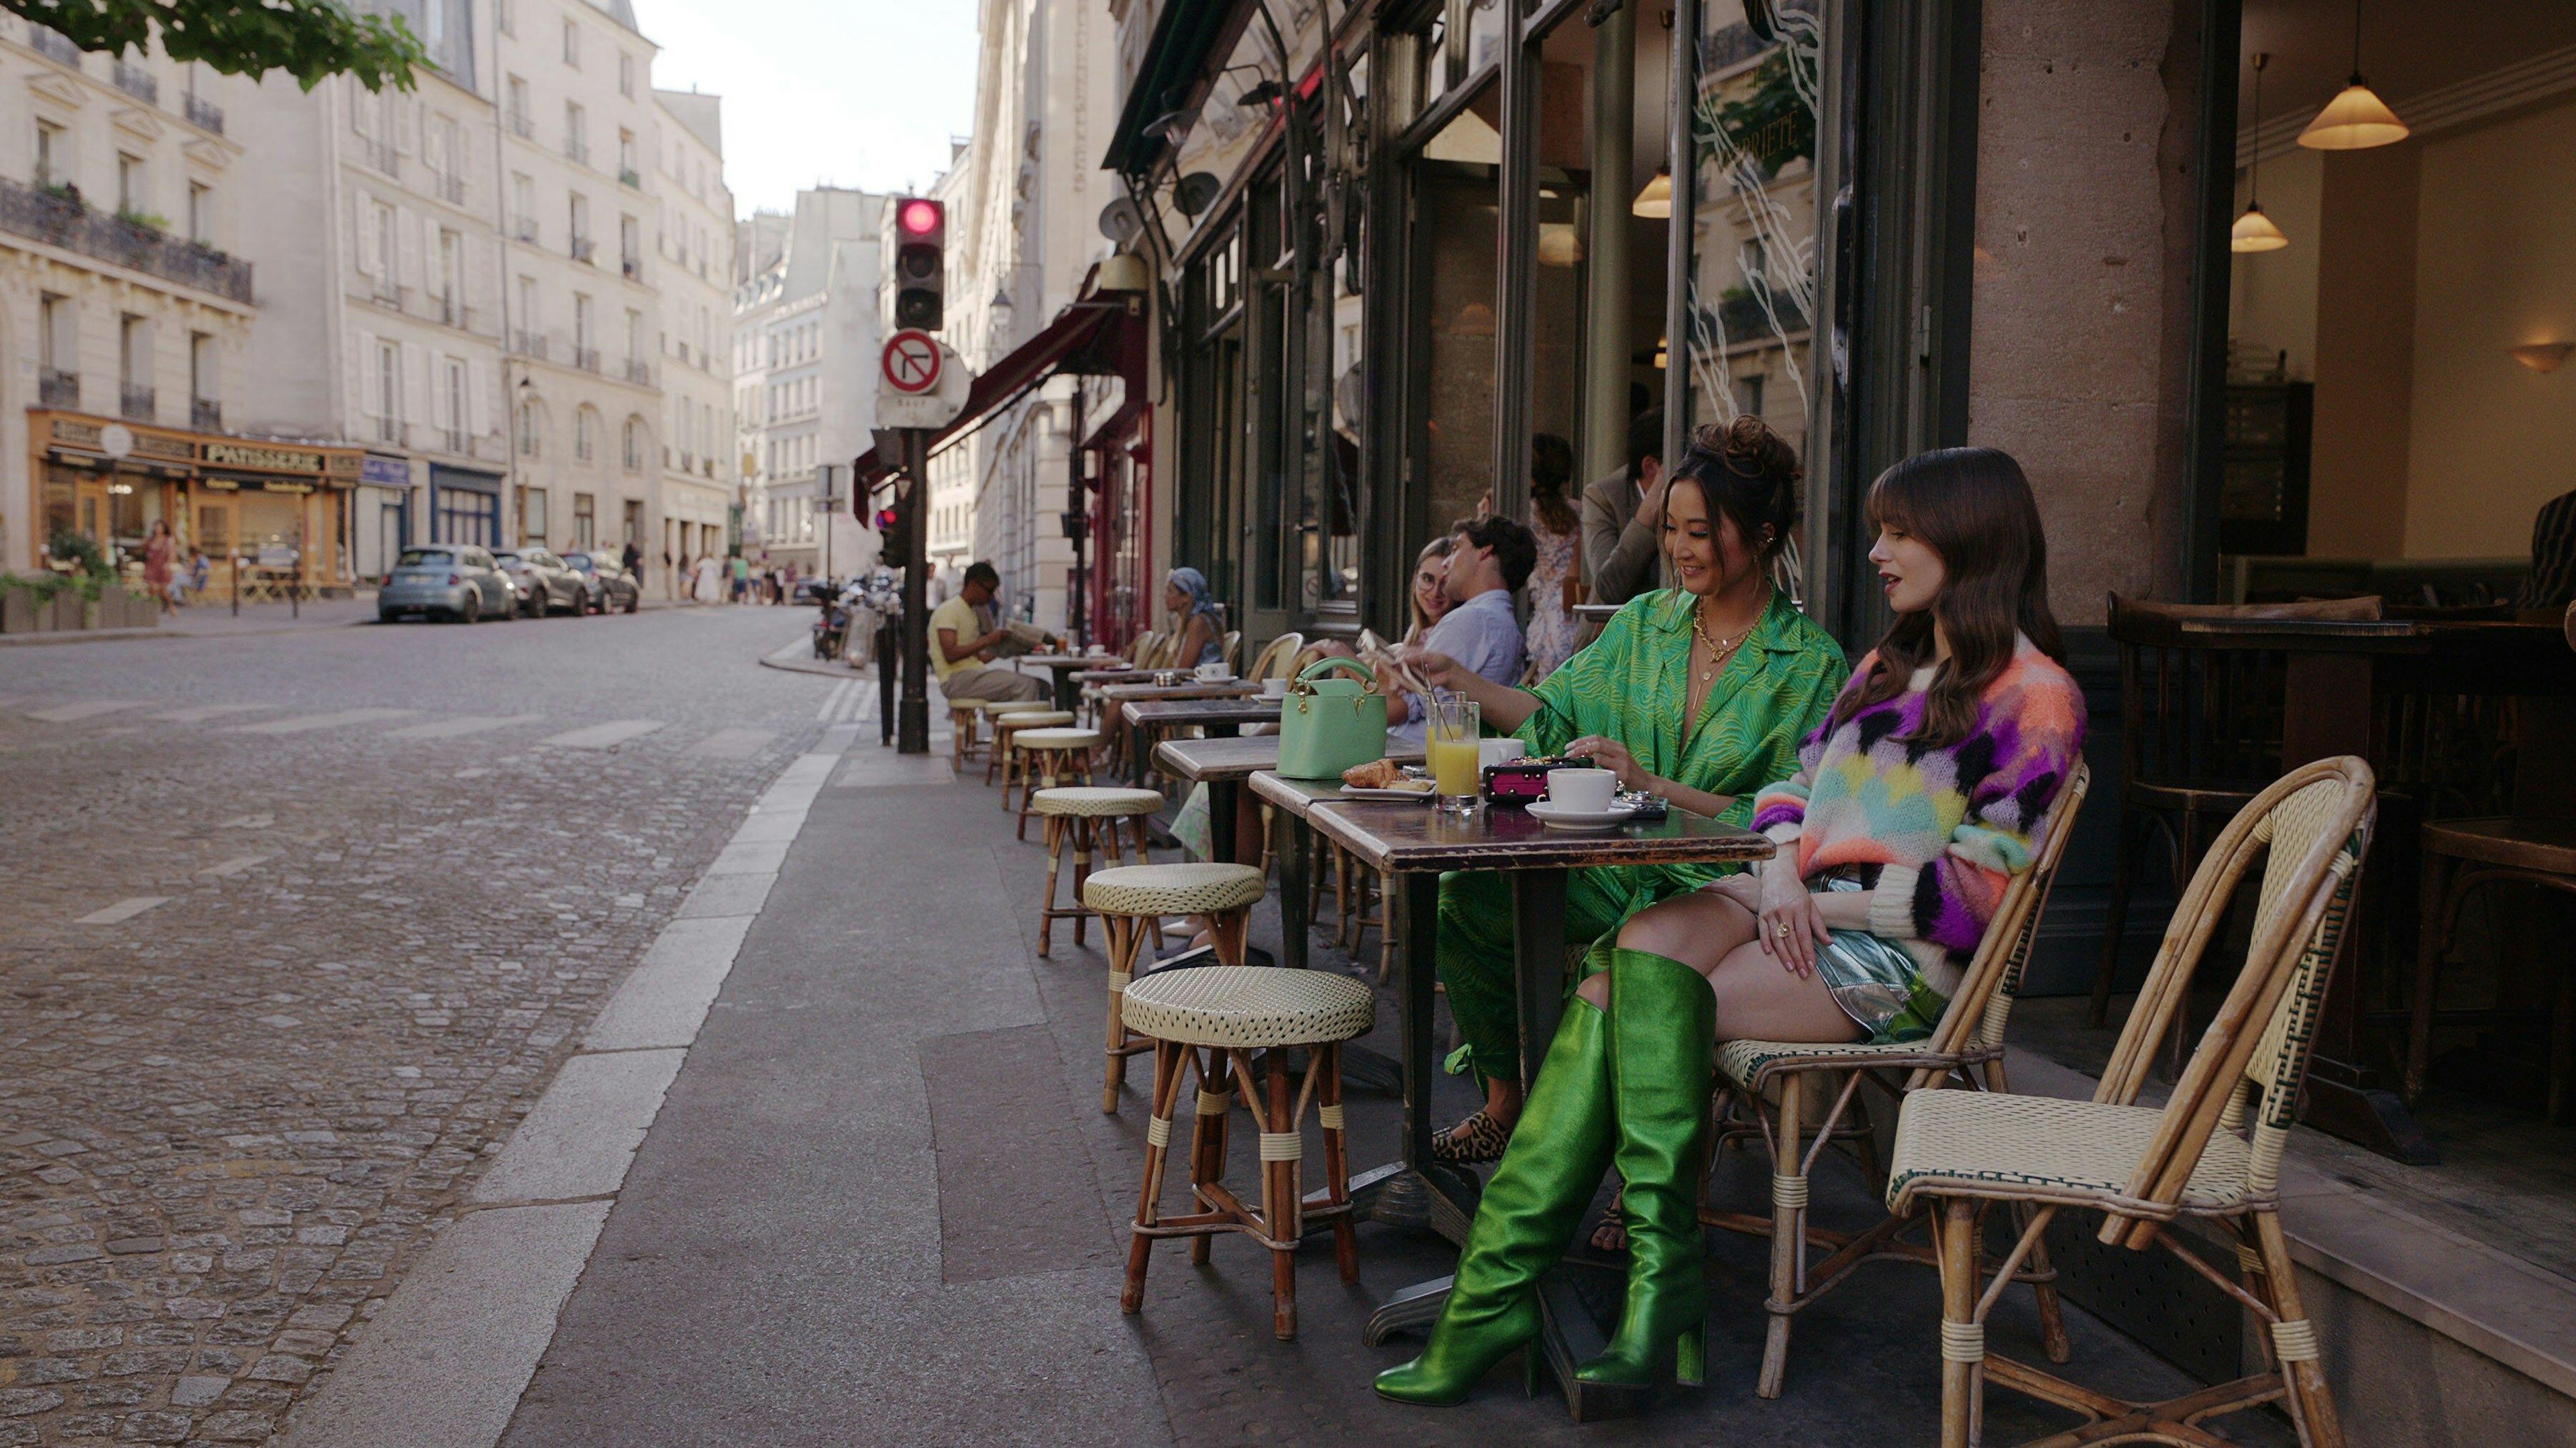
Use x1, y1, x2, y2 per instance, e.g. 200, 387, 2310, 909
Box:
985, 709, 1075, 789
1009, 726, 1102, 839
1083, 862, 1267, 1113
954, 697, 1055, 766
1118, 965, 1374, 1340
1031, 786, 1164, 955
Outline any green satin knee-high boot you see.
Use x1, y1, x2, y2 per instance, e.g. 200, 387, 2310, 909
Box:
1374, 999, 1616, 1406
1576, 947, 1715, 1391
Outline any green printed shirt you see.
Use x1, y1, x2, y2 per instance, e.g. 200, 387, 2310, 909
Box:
1515, 588, 1849, 901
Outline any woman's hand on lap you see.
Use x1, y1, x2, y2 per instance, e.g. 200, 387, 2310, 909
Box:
1755, 867, 1831, 976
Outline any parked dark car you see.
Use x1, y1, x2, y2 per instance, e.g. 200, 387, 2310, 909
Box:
379, 545, 515, 624
561, 551, 641, 614
491, 548, 586, 616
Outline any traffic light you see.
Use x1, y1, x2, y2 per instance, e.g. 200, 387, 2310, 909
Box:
873, 500, 912, 569
891, 197, 945, 331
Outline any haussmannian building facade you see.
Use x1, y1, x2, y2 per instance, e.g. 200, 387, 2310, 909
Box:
731, 186, 882, 581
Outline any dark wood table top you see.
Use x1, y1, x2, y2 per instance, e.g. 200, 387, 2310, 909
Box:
1264, 775, 1776, 874
1096, 680, 1263, 705
1122, 698, 1284, 730
1075, 668, 1157, 685
2420, 816, 2576, 869
1022, 653, 1128, 671
1159, 736, 1421, 785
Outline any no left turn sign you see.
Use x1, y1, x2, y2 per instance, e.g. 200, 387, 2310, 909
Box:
881, 329, 941, 395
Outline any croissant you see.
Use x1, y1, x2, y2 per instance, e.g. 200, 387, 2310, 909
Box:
1341, 758, 1405, 789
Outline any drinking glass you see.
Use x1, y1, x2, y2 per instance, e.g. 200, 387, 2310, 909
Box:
1426, 695, 1483, 814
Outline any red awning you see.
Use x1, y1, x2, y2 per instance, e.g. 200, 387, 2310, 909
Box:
853, 294, 1143, 488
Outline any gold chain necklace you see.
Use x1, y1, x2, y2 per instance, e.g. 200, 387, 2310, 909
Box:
1690, 606, 1752, 683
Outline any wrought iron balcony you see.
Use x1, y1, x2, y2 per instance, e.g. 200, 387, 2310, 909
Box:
372, 277, 400, 306
508, 111, 535, 140
363, 137, 399, 177
184, 95, 224, 134
574, 347, 600, 374
113, 60, 158, 104
443, 427, 468, 455
192, 397, 221, 431
40, 369, 79, 408
571, 236, 596, 264
512, 215, 539, 244
622, 255, 641, 281
435, 170, 464, 205
120, 384, 156, 421
625, 358, 653, 386
30, 26, 83, 67
0, 180, 253, 303
620, 168, 641, 190
434, 294, 458, 326
512, 330, 547, 360
376, 416, 401, 443
564, 135, 589, 166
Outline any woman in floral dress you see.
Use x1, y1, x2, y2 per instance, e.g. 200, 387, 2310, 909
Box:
1524, 433, 1581, 679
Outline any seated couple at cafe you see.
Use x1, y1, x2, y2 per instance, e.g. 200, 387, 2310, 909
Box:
930, 561, 1059, 704
1378, 425, 2086, 1405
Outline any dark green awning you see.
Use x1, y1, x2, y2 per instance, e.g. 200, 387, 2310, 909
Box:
1101, 0, 1246, 176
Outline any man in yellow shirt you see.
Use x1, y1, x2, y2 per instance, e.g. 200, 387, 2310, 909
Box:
930, 561, 1048, 702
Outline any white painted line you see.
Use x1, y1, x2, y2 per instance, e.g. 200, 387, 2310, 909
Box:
688, 726, 775, 759
148, 702, 275, 722
25, 700, 143, 722
537, 718, 665, 749
584, 915, 756, 1052
231, 708, 419, 735
77, 897, 170, 925
199, 854, 273, 879
276, 1200, 610, 1448
815, 677, 852, 722
707, 838, 790, 876
382, 714, 546, 740
470, 1048, 688, 1203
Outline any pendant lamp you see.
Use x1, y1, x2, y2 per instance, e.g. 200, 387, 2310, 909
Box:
2298, 0, 2408, 150
2233, 53, 2289, 254
1631, 166, 1672, 219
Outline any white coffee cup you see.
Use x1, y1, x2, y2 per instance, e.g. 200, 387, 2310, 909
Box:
1262, 677, 1289, 698
1547, 767, 1617, 813
1195, 662, 1232, 681
1479, 736, 1525, 768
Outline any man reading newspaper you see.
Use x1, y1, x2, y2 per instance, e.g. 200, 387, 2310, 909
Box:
930, 561, 1058, 703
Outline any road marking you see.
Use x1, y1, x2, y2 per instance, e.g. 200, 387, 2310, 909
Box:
815, 679, 852, 722
382, 714, 546, 740
537, 719, 665, 749
219, 812, 274, 829
25, 700, 144, 722
77, 896, 170, 925
231, 708, 419, 735
150, 703, 276, 723
688, 728, 775, 760
199, 854, 273, 879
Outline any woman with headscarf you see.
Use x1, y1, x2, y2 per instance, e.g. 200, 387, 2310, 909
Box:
1163, 568, 1226, 670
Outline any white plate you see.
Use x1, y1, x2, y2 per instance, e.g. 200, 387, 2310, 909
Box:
1341, 784, 1437, 801
1527, 799, 1639, 830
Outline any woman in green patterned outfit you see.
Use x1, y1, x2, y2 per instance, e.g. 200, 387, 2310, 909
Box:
1401, 417, 1847, 1162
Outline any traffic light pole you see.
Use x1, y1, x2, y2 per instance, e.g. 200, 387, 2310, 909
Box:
896, 427, 932, 755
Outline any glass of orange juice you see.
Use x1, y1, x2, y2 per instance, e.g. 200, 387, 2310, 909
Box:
1427, 695, 1482, 813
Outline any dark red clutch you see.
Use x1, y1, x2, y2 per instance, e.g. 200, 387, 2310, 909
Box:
1482, 756, 1594, 809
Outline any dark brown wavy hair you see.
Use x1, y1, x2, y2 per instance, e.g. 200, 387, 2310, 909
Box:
1825, 447, 2065, 749
1663, 414, 1802, 568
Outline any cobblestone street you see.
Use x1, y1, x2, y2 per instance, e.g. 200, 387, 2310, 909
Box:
0, 608, 839, 1447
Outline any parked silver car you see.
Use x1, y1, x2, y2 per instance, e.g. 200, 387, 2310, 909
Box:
560, 551, 641, 614
378, 545, 515, 624
492, 548, 586, 616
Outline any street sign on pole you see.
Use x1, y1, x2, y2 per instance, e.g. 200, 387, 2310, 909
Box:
881, 329, 941, 394
876, 339, 971, 431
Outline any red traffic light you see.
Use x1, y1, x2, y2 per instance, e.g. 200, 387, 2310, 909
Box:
898, 199, 943, 237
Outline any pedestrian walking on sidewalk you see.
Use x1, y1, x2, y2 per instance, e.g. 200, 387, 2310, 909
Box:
729, 554, 751, 604
693, 553, 724, 603
142, 519, 176, 612
622, 537, 643, 593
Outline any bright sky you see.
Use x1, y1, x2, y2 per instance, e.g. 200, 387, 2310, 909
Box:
632, 0, 980, 219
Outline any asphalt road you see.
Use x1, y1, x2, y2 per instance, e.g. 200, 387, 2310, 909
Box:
0, 604, 839, 1447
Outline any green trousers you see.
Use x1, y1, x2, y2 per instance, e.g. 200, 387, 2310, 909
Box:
1436, 866, 1646, 1085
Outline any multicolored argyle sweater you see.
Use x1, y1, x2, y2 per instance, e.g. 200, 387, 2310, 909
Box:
1749, 637, 2086, 996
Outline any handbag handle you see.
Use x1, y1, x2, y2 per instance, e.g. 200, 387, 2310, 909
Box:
1291, 656, 1379, 693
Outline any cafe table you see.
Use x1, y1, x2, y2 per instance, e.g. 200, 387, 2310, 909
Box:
1016, 652, 1128, 712
1120, 698, 1285, 787
1097, 680, 1261, 783
1250, 773, 1772, 1419
2165, 613, 2576, 1163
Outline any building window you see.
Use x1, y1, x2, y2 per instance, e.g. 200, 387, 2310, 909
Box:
573, 492, 595, 548
376, 339, 400, 441
568, 190, 590, 259
561, 17, 579, 67
619, 52, 634, 98
117, 154, 146, 216
623, 416, 644, 472
186, 182, 210, 243
574, 407, 595, 462
497, 0, 515, 36
506, 75, 530, 135
189, 331, 214, 404
522, 486, 547, 544
517, 400, 540, 457
40, 293, 69, 374
372, 201, 397, 284
618, 129, 636, 180
437, 229, 462, 319
35, 120, 66, 188
511, 173, 536, 241
564, 101, 586, 166
443, 357, 466, 449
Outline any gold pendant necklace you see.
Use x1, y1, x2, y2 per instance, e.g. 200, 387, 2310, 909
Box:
1690, 608, 1749, 683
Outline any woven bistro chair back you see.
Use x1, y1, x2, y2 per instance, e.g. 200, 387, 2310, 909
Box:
2090, 755, 2376, 1245
1128, 630, 1166, 669
1218, 630, 1243, 672
1245, 632, 1305, 682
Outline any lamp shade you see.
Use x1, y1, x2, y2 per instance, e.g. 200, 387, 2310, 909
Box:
2510, 343, 2573, 374
1631, 166, 1672, 219
2231, 204, 2290, 253
2298, 81, 2409, 150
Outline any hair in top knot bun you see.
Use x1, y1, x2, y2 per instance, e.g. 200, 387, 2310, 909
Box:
1667, 414, 1802, 561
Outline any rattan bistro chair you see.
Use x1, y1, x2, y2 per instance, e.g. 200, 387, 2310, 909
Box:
1888, 757, 2375, 1448
1703, 763, 2090, 1400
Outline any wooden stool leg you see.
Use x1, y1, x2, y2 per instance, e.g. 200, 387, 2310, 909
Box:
1936, 1196, 1980, 1448
1038, 814, 1065, 956
1208, 907, 1250, 967
1260, 1048, 1298, 1339
1189, 1047, 1232, 1266
986, 726, 1005, 787
1319, 1043, 1358, 1284
1071, 818, 1097, 949
1122, 1040, 1186, 1314
1758, 1071, 1803, 1399
1103, 915, 1140, 1113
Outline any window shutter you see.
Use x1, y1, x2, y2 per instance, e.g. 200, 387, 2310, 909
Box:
467, 357, 492, 437
352, 331, 380, 422
396, 209, 421, 289
402, 342, 429, 426
353, 191, 377, 274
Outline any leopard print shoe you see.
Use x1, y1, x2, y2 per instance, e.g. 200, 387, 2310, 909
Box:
1429, 1109, 1514, 1164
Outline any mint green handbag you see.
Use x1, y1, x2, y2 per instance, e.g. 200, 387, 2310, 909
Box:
1277, 657, 1389, 779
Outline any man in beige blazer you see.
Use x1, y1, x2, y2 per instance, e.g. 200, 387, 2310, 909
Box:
1578, 410, 1668, 606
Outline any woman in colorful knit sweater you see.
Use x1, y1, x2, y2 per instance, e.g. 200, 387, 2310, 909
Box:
1379, 447, 2085, 1408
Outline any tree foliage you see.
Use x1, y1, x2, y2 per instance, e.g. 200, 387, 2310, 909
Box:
6, 1, 426, 92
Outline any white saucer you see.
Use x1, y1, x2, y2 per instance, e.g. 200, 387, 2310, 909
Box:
1527, 799, 1638, 830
